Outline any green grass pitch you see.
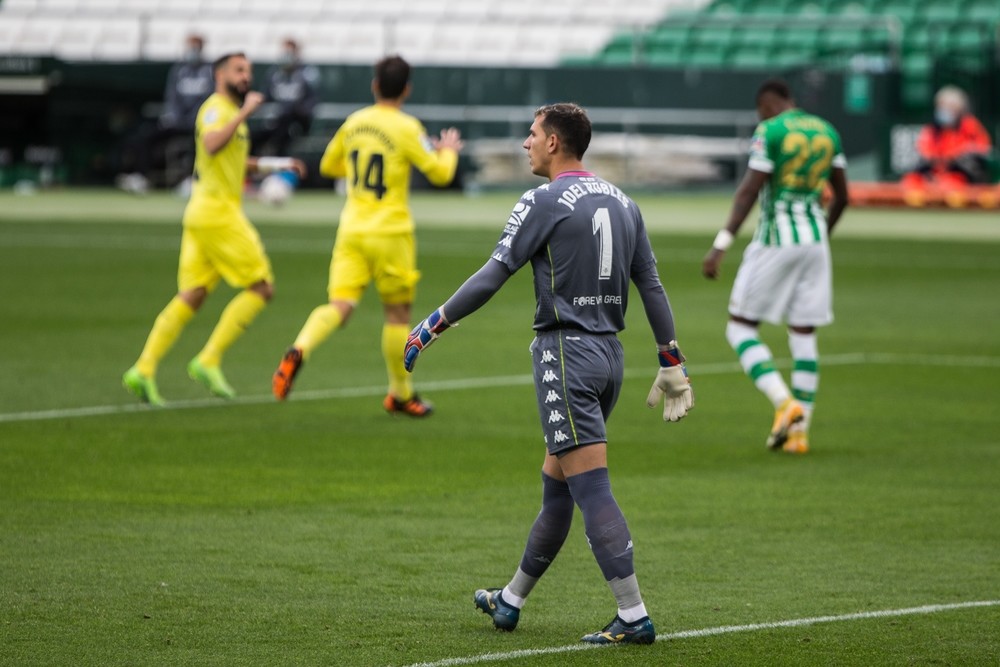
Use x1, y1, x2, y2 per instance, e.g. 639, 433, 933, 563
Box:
1, 189, 998, 666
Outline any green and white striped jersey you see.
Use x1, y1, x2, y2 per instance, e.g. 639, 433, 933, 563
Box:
747, 108, 846, 246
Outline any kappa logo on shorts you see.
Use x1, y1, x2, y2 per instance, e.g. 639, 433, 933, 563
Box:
544, 390, 561, 404
553, 430, 569, 444
548, 410, 565, 424
541, 369, 559, 383
540, 349, 557, 363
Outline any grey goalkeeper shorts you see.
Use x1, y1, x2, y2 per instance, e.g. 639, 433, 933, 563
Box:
531, 330, 624, 456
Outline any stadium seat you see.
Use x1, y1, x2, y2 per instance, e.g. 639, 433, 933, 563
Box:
966, 0, 1000, 22
53, 19, 103, 60
93, 20, 142, 61
729, 46, 773, 68
1, 0, 40, 10
11, 16, 62, 55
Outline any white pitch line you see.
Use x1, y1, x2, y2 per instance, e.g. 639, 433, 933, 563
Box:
395, 600, 1000, 667
0, 352, 995, 424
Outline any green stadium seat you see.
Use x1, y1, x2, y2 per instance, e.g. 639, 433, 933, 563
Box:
729, 46, 774, 68
877, 1, 919, 22
745, 0, 791, 16
649, 24, 694, 49
735, 25, 778, 48
599, 48, 641, 66
770, 49, 812, 68
693, 24, 737, 47
647, 49, 695, 67
822, 27, 866, 54
920, 3, 965, 24
965, 0, 1000, 22
947, 25, 991, 54
685, 48, 733, 67
779, 26, 822, 55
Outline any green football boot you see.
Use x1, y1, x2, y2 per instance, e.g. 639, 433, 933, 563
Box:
122, 366, 165, 407
581, 615, 656, 645
187, 358, 236, 399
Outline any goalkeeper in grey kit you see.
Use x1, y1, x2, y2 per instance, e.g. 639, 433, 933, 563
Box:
403, 103, 693, 644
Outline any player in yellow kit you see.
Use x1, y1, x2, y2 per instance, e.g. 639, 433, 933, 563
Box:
123, 52, 305, 406
272, 55, 463, 416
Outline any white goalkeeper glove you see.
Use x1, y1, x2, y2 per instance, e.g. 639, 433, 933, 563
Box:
646, 341, 693, 422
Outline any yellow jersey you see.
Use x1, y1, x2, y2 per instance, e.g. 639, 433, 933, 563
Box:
186, 93, 249, 224
320, 104, 458, 236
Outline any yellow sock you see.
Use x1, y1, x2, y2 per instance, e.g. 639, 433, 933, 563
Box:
136, 296, 196, 377
293, 304, 344, 359
382, 323, 412, 400
197, 290, 267, 368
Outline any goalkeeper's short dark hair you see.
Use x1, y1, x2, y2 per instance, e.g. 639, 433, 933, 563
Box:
535, 103, 592, 160
375, 55, 411, 100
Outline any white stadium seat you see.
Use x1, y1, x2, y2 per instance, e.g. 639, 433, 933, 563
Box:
0, 0, 706, 63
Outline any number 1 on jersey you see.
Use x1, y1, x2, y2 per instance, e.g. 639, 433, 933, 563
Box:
592, 207, 613, 280
349, 150, 388, 200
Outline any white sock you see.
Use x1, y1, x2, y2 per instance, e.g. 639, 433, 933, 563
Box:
788, 330, 819, 430
619, 602, 649, 623
726, 320, 791, 408
500, 586, 525, 610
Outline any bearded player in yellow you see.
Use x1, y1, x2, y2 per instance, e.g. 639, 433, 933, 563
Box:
123, 52, 305, 406
272, 55, 463, 416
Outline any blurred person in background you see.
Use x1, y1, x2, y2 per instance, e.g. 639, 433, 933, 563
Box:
123, 53, 305, 406
902, 86, 993, 197
252, 38, 320, 159
117, 34, 214, 194
271, 55, 463, 416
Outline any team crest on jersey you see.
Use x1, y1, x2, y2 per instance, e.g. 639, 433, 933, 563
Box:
503, 202, 532, 235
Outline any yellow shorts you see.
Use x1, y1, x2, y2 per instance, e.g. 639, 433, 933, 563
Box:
328, 231, 420, 305
178, 201, 273, 292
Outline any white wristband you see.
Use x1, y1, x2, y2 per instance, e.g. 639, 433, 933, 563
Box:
712, 229, 734, 251
257, 157, 295, 173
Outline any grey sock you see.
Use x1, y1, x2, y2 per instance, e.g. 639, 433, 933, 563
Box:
509, 472, 574, 599
566, 467, 635, 583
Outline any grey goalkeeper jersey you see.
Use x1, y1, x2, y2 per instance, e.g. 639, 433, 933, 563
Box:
491, 171, 658, 334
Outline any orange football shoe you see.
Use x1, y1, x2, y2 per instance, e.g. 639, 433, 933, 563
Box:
783, 426, 810, 455
767, 398, 804, 450
272, 347, 304, 400
383, 393, 434, 418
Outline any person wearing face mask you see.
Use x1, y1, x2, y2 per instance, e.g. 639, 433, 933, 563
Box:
251, 38, 320, 159
902, 86, 993, 196
117, 34, 215, 194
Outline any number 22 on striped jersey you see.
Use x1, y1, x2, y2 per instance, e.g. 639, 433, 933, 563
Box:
780, 132, 833, 190
592, 207, 613, 280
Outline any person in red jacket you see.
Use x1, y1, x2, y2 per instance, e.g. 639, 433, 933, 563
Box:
902, 86, 992, 191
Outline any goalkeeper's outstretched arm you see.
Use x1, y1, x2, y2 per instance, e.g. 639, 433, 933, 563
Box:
404, 259, 512, 372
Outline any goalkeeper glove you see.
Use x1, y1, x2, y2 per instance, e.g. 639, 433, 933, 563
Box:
646, 341, 693, 422
404, 307, 451, 372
